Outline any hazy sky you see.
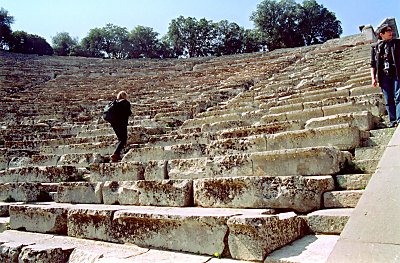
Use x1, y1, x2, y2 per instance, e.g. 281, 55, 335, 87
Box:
2, 0, 399, 44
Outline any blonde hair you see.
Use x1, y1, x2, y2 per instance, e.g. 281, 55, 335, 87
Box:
117, 91, 128, 100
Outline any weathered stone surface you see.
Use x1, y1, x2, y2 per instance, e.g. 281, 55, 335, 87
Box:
306, 208, 353, 234
0, 217, 9, 233
355, 145, 386, 160
90, 162, 145, 182
0, 183, 46, 202
207, 136, 266, 156
168, 157, 208, 179
324, 190, 364, 208
0, 165, 79, 183
102, 179, 193, 206
58, 153, 104, 167
31, 154, 60, 166
305, 111, 377, 131
205, 154, 254, 178
194, 176, 334, 212
251, 147, 350, 177
227, 212, 307, 261
335, 173, 372, 190
0, 148, 8, 170
9, 204, 71, 234
265, 124, 361, 151
265, 234, 340, 263
144, 160, 167, 180
57, 182, 103, 204
123, 143, 207, 162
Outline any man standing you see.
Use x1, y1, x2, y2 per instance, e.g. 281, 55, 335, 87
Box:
371, 23, 400, 128
110, 91, 132, 162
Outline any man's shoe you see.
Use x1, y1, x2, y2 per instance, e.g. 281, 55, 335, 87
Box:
111, 154, 122, 162
389, 122, 398, 128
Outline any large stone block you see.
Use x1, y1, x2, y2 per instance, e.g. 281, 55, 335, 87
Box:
265, 124, 361, 151
90, 162, 145, 182
9, 204, 71, 234
0, 165, 79, 183
227, 212, 307, 261
168, 158, 208, 179
251, 146, 350, 177
102, 179, 193, 206
144, 160, 167, 180
0, 183, 46, 202
57, 182, 103, 204
305, 111, 377, 131
194, 176, 334, 212
207, 136, 266, 156
306, 208, 353, 234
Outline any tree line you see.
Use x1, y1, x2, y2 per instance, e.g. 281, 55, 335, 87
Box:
0, 0, 342, 58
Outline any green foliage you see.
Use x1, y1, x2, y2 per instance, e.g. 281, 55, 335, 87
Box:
251, 0, 342, 50
52, 32, 78, 56
0, 7, 14, 50
9, 31, 53, 55
128, 25, 160, 58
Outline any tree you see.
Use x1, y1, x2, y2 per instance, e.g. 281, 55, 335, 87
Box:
81, 28, 105, 58
52, 32, 78, 56
251, 0, 303, 51
214, 20, 245, 56
9, 31, 53, 55
167, 16, 215, 57
102, 23, 129, 58
251, 0, 342, 50
242, 29, 263, 53
298, 0, 342, 45
128, 26, 159, 58
0, 8, 14, 50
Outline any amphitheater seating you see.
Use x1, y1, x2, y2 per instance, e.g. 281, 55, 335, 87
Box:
0, 32, 395, 262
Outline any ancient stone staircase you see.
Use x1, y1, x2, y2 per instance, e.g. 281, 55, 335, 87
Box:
0, 33, 395, 262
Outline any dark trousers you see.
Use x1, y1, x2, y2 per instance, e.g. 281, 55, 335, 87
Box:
111, 123, 128, 155
381, 74, 400, 124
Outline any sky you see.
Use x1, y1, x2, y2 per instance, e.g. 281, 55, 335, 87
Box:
1, 0, 400, 44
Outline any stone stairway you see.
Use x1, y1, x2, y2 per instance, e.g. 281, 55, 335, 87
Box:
0, 33, 395, 262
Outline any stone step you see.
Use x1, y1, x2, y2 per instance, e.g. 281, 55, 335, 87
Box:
335, 173, 372, 190
8, 203, 306, 260
0, 217, 9, 232
363, 127, 396, 147
167, 146, 349, 179
0, 165, 82, 183
305, 208, 353, 234
354, 145, 386, 160
353, 159, 379, 174
323, 190, 364, 208
0, 183, 55, 202
58, 175, 334, 212
57, 179, 193, 206
40, 141, 115, 155
305, 111, 378, 131
0, 230, 226, 263
265, 234, 339, 263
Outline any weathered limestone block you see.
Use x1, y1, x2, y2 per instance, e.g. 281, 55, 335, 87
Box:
9, 204, 71, 234
31, 154, 60, 166
335, 173, 372, 190
350, 85, 379, 96
269, 102, 304, 114
207, 136, 266, 156
322, 101, 385, 118
266, 124, 361, 151
103, 179, 192, 206
89, 162, 145, 182
323, 190, 364, 208
0, 230, 54, 262
227, 212, 307, 261
58, 153, 104, 167
355, 145, 386, 160
0, 165, 79, 183
285, 108, 324, 122
251, 147, 350, 176
0, 183, 45, 202
168, 158, 208, 179
144, 160, 167, 180
8, 157, 32, 168
19, 245, 74, 262
305, 111, 377, 131
306, 208, 353, 234
205, 154, 253, 178
67, 205, 121, 242
60, 142, 114, 155
0, 148, 8, 170
260, 113, 289, 124
201, 120, 249, 133
57, 182, 103, 204
194, 176, 334, 212
181, 113, 242, 129
123, 144, 207, 162
111, 207, 257, 256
